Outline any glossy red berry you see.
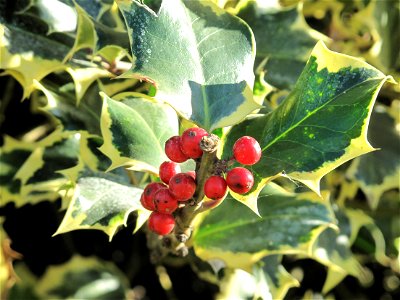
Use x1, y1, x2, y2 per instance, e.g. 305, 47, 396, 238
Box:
233, 136, 262, 165
226, 167, 254, 194
153, 188, 178, 214
165, 136, 188, 163
159, 161, 181, 184
204, 176, 227, 200
142, 182, 165, 211
148, 212, 175, 235
169, 173, 196, 201
180, 127, 208, 159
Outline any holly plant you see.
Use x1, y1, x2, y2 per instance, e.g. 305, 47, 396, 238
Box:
1, 0, 399, 299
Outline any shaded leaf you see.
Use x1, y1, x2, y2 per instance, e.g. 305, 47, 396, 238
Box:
99, 92, 178, 173
221, 41, 391, 212
313, 207, 389, 293
193, 183, 335, 270
237, 1, 329, 90
117, 0, 259, 130
346, 105, 400, 209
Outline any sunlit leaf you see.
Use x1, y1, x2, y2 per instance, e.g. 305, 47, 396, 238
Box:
221, 41, 392, 212
99, 92, 178, 173
117, 0, 259, 130
55, 174, 143, 241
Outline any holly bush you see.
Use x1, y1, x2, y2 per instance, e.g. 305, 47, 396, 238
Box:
1, 0, 399, 299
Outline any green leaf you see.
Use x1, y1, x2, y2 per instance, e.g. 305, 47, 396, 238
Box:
0, 136, 35, 206
55, 174, 143, 240
33, 80, 103, 135
28, 0, 78, 34
254, 255, 300, 300
237, 1, 329, 90
221, 41, 392, 213
30, 256, 129, 300
193, 183, 335, 270
65, 2, 130, 63
117, 0, 259, 130
346, 105, 400, 209
0, 11, 69, 98
99, 92, 178, 173
0, 130, 81, 207
313, 207, 389, 293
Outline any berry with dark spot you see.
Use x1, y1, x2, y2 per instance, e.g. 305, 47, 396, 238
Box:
180, 127, 208, 159
169, 173, 196, 201
226, 167, 254, 194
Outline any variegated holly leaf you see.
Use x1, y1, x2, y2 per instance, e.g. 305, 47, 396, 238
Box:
221, 41, 392, 213
116, 0, 259, 131
0, 130, 81, 207
0, 9, 69, 98
0, 136, 35, 206
11, 256, 129, 300
65, 1, 130, 63
33, 80, 104, 135
99, 92, 178, 173
253, 255, 299, 300
346, 105, 400, 210
54, 172, 144, 241
193, 183, 335, 270
237, 1, 329, 90
313, 207, 389, 293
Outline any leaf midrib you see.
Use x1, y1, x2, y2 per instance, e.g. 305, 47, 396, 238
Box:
261, 77, 383, 153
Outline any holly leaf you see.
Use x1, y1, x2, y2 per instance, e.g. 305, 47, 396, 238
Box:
65, 2, 130, 63
313, 207, 389, 293
193, 183, 335, 270
116, 0, 259, 131
15, 255, 129, 300
0, 130, 81, 207
0, 11, 69, 98
0, 136, 35, 206
33, 80, 104, 135
221, 41, 392, 213
346, 105, 400, 209
99, 92, 179, 173
253, 255, 300, 300
54, 173, 143, 241
237, 1, 329, 90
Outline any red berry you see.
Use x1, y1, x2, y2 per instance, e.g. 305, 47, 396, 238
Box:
142, 182, 165, 211
233, 136, 262, 165
226, 167, 254, 194
186, 170, 196, 180
148, 212, 175, 235
204, 176, 227, 200
159, 161, 181, 184
153, 188, 178, 214
165, 136, 188, 163
180, 127, 208, 159
169, 173, 196, 201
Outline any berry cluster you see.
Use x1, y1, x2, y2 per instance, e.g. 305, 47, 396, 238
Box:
141, 128, 206, 236
141, 127, 262, 236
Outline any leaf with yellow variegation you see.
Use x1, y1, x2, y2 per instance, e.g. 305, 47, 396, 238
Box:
193, 183, 335, 270
221, 41, 393, 213
99, 92, 179, 173
313, 207, 389, 294
346, 105, 400, 210
55, 173, 144, 241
